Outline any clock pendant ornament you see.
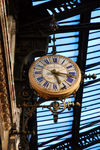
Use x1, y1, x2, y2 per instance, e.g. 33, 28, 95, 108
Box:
28, 55, 81, 99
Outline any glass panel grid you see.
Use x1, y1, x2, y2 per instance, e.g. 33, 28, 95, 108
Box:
80, 8, 100, 136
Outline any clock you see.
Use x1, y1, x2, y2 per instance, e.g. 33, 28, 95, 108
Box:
28, 55, 81, 99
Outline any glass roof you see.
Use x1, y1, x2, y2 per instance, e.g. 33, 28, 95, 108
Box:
79, 7, 100, 150
32, 3, 100, 150
79, 7, 100, 134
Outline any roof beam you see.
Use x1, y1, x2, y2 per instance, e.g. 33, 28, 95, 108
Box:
56, 23, 100, 33
71, 9, 91, 150
17, 22, 100, 39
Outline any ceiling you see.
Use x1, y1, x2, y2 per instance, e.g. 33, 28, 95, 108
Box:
6, 0, 100, 149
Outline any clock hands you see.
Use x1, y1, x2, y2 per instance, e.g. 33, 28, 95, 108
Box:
57, 72, 75, 78
51, 69, 76, 85
54, 74, 61, 84
44, 68, 75, 85
51, 69, 76, 78
43, 68, 61, 84
50, 69, 61, 84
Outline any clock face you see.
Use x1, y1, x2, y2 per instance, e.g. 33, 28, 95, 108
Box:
29, 55, 81, 99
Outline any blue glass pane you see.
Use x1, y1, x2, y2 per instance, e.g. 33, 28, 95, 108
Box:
32, 0, 50, 6
55, 32, 79, 38
55, 37, 79, 45
83, 143, 100, 150
88, 44, 100, 53
86, 57, 100, 65
91, 9, 100, 23
56, 44, 78, 52
89, 31, 100, 39
58, 15, 80, 25
80, 125, 100, 134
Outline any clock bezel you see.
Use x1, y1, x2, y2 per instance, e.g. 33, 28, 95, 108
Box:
28, 55, 81, 99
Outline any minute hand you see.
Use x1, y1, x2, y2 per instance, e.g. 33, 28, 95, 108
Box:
55, 71, 76, 78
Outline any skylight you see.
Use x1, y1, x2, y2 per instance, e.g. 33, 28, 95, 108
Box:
79, 8, 100, 149
32, 0, 50, 6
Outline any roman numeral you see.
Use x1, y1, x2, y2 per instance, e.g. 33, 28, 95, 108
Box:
53, 83, 58, 90
53, 57, 58, 63
37, 65, 43, 68
69, 72, 75, 75
44, 59, 50, 64
61, 83, 66, 90
66, 65, 72, 69
43, 81, 49, 88
37, 76, 44, 82
61, 59, 65, 64
66, 77, 73, 83
34, 71, 42, 74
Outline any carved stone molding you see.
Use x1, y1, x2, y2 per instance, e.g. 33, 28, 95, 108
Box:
0, 0, 21, 128
0, 42, 11, 131
7, 15, 16, 74
0, 1, 21, 149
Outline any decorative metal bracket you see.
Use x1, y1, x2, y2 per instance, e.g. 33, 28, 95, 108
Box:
41, 100, 80, 123
81, 72, 97, 83
41, 100, 80, 113
18, 99, 80, 123
83, 73, 97, 80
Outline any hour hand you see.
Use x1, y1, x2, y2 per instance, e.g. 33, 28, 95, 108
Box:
51, 69, 61, 84
54, 74, 61, 84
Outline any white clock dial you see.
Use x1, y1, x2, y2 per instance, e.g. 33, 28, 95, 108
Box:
29, 55, 81, 99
